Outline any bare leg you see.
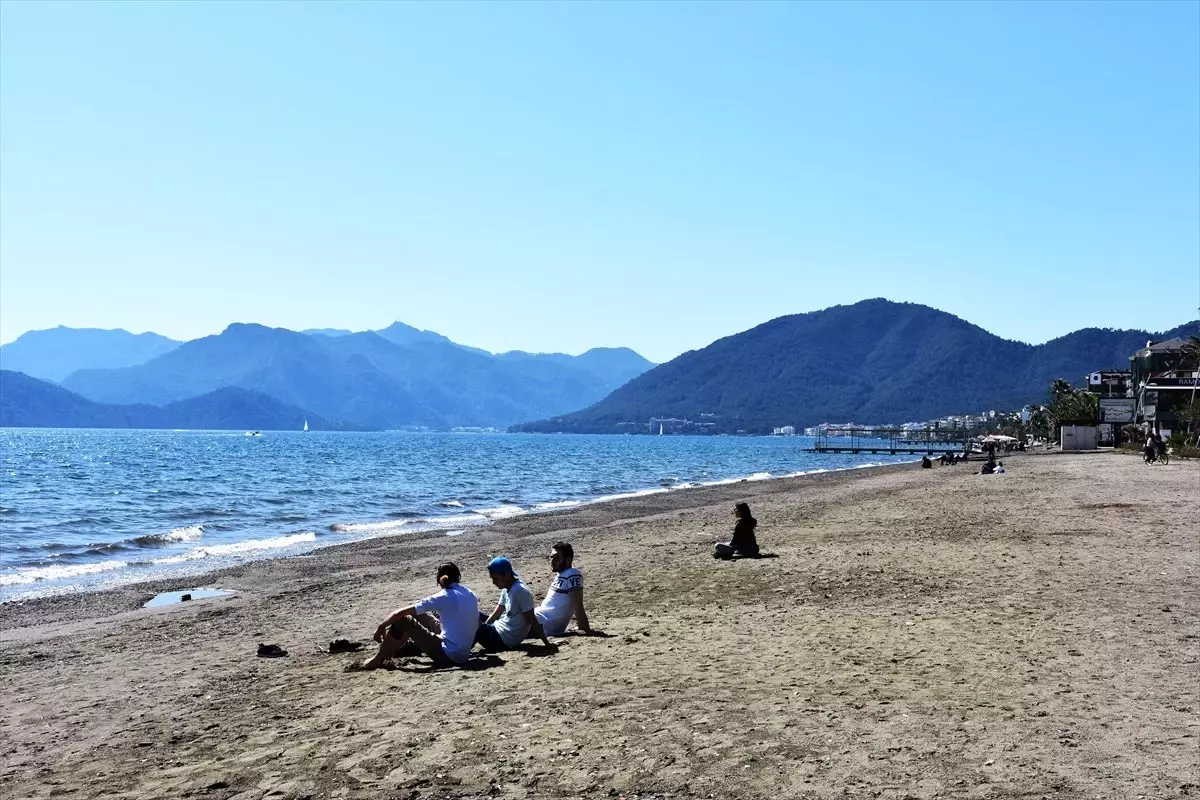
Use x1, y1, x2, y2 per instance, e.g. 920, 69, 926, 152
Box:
360, 626, 409, 670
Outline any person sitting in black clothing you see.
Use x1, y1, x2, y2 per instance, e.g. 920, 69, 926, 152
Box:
921, 455, 933, 468
714, 502, 759, 559
980, 456, 997, 475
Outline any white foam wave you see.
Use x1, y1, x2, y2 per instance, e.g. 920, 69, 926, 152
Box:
331, 519, 413, 534
437, 500, 465, 508
0, 559, 129, 587
531, 500, 583, 511
150, 532, 317, 565
475, 504, 526, 520
589, 487, 669, 504
137, 524, 204, 545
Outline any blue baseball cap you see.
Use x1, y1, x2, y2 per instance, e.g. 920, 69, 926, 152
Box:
487, 556, 517, 576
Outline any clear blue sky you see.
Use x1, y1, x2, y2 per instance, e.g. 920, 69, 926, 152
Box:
1, 1, 1197, 362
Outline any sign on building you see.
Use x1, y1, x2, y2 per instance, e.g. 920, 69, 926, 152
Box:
1098, 398, 1135, 423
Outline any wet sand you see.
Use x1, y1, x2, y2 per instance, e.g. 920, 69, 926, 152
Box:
1, 452, 1197, 799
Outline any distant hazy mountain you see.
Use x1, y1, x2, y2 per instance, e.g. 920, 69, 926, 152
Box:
302, 328, 356, 337
511, 299, 1200, 434
58, 324, 655, 430
0, 327, 180, 382
0, 370, 335, 430
496, 347, 654, 388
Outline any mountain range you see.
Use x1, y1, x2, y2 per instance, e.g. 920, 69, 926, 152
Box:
512, 299, 1200, 434
1, 322, 654, 430
3, 301, 1195, 433
0, 327, 181, 383
0, 371, 345, 431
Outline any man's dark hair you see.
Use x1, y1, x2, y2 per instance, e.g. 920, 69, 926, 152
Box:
734, 502, 751, 518
551, 541, 574, 563
436, 562, 461, 586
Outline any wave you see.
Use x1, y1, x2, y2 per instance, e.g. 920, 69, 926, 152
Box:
0, 559, 129, 587
531, 499, 583, 511
330, 519, 412, 534
436, 500, 465, 508
474, 504, 526, 521
132, 524, 205, 546
147, 532, 318, 565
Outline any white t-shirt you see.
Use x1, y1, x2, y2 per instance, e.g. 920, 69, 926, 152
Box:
493, 579, 535, 648
534, 567, 582, 636
414, 583, 479, 664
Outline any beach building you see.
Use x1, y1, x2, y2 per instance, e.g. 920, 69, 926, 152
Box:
1082, 369, 1135, 445
1130, 338, 1198, 436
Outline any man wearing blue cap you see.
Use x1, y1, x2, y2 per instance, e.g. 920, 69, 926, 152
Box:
475, 557, 554, 652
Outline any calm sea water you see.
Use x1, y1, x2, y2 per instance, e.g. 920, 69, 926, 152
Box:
0, 430, 914, 600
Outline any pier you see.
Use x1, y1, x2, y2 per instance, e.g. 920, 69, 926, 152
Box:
806, 427, 978, 455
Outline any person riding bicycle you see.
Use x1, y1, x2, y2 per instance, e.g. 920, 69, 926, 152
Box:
1154, 431, 1169, 463
1144, 432, 1158, 463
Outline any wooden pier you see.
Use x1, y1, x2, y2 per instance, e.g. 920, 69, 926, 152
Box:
805, 427, 978, 456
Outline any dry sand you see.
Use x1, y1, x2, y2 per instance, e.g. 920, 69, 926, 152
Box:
1, 452, 1197, 800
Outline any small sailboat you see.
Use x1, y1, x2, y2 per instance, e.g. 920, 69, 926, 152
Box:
658, 423, 664, 436
303, 419, 309, 433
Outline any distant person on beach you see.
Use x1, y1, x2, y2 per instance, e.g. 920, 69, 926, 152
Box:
921, 455, 933, 468
980, 457, 997, 475
475, 557, 554, 652
714, 502, 759, 559
1144, 433, 1158, 463
357, 562, 479, 670
532, 541, 592, 636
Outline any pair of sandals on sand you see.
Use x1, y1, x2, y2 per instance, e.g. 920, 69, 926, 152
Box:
256, 639, 366, 658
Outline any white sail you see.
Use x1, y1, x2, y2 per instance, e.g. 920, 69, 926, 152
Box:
303, 419, 309, 432
659, 423, 664, 436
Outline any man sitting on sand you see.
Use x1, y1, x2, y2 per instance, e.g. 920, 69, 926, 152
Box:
532, 541, 592, 636
474, 557, 554, 652
714, 502, 759, 559
357, 562, 479, 670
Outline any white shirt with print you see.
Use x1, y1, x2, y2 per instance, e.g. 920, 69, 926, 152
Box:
534, 567, 582, 636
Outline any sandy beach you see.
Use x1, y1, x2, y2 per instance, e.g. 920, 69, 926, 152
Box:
1, 452, 1197, 800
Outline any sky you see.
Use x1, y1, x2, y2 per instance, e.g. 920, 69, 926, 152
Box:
1, 2, 1197, 363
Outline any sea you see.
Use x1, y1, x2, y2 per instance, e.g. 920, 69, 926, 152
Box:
0, 429, 915, 601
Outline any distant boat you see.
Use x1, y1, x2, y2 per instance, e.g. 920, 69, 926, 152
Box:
303, 419, 309, 432
658, 423, 664, 436
245, 431, 262, 437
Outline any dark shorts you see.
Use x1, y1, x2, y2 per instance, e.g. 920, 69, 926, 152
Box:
474, 612, 510, 652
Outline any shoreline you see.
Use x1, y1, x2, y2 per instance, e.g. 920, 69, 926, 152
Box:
5, 451, 1191, 799
2, 455, 916, 633
0, 455, 920, 612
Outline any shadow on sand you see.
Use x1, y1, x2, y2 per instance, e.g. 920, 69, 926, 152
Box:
555, 629, 615, 639
715, 552, 780, 561
397, 653, 507, 673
